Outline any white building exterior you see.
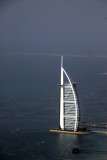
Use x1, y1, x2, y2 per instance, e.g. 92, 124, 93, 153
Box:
59, 56, 80, 132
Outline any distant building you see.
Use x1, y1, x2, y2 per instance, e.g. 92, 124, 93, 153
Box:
59, 56, 80, 131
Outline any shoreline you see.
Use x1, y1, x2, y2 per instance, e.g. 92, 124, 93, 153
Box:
49, 129, 91, 135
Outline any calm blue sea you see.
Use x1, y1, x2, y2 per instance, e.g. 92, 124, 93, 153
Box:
0, 130, 107, 160
0, 54, 107, 159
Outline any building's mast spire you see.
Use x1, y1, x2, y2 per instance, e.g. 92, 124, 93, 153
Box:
61, 56, 63, 85
61, 55, 63, 68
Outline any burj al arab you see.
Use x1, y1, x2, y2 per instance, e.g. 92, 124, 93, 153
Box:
50, 56, 90, 134
59, 56, 79, 131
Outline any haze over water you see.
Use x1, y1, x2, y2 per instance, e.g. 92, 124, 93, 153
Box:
0, 55, 107, 130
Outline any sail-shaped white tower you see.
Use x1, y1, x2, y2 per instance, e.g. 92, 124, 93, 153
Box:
59, 56, 80, 132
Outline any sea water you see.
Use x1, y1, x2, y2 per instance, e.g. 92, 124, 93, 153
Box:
0, 130, 107, 160
0, 54, 107, 159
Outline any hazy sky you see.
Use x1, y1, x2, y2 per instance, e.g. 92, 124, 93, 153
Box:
0, 0, 107, 56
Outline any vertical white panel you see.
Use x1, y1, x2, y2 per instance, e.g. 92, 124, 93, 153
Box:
59, 56, 64, 129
